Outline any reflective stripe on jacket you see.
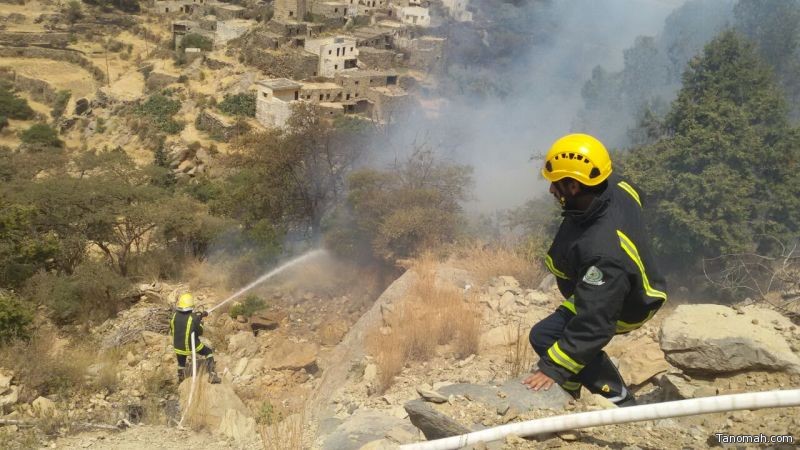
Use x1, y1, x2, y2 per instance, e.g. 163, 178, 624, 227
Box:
170, 311, 205, 356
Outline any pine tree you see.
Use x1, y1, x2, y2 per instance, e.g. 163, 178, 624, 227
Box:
621, 31, 800, 269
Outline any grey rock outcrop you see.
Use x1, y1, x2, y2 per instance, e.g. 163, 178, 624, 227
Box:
660, 304, 800, 374
404, 399, 470, 440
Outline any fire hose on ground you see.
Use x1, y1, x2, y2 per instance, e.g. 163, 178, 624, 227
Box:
177, 331, 198, 429
400, 388, 800, 450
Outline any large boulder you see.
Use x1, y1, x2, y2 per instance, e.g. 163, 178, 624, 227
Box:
217, 408, 258, 443
32, 396, 56, 416
228, 331, 260, 357
0, 385, 19, 409
0, 370, 12, 392
265, 340, 318, 372
179, 380, 257, 442
250, 311, 284, 335
659, 304, 800, 374
321, 409, 417, 450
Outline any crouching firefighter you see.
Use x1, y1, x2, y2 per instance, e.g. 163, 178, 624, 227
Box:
171, 292, 221, 384
523, 133, 667, 407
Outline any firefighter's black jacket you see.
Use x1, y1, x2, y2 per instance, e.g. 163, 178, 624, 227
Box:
170, 311, 206, 356
540, 174, 667, 384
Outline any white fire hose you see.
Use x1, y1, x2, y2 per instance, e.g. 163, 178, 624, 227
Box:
400, 388, 800, 450
177, 332, 198, 428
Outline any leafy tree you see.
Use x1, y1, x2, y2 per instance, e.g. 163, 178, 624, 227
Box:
20, 123, 62, 149
575, 0, 734, 148
51, 90, 71, 120
0, 290, 32, 343
180, 33, 213, 52
337, 147, 473, 262
64, 0, 83, 23
0, 87, 35, 120
218, 93, 256, 117
8, 148, 222, 277
0, 201, 60, 288
734, 0, 800, 118
81, 0, 140, 13
621, 31, 800, 270
220, 104, 371, 241
25, 261, 130, 324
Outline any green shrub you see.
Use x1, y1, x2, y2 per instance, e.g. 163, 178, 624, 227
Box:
180, 33, 213, 52
228, 295, 266, 318
0, 115, 8, 131
25, 262, 130, 325
218, 93, 256, 117
64, 0, 83, 23
0, 291, 32, 344
50, 90, 71, 120
107, 40, 125, 53
256, 400, 284, 425
0, 87, 35, 120
135, 94, 184, 134
20, 123, 62, 148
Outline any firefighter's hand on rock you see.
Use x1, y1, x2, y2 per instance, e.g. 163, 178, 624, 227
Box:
522, 371, 555, 391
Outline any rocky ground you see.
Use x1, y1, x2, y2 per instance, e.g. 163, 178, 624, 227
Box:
2, 265, 800, 449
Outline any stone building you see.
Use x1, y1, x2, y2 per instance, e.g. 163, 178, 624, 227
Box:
153, 0, 208, 14
212, 3, 246, 20
441, 0, 472, 21
394, 5, 430, 27
255, 78, 303, 128
309, 1, 351, 20
275, 0, 308, 21
350, 26, 395, 49
304, 36, 359, 78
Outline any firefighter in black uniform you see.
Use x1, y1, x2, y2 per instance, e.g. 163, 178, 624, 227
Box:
171, 292, 221, 384
523, 133, 667, 407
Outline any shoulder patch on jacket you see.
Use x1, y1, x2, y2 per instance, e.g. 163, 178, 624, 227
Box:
582, 266, 605, 286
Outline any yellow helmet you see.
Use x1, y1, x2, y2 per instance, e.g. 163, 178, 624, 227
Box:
541, 133, 612, 186
177, 292, 194, 311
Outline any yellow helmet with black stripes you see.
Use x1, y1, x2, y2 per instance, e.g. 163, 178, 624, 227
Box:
541, 133, 612, 186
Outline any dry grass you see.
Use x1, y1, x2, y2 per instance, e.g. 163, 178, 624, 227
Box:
367, 255, 481, 393
260, 408, 306, 450
180, 364, 210, 429
0, 330, 96, 402
448, 240, 545, 287
506, 321, 535, 379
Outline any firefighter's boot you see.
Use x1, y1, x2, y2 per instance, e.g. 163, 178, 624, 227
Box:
207, 358, 221, 384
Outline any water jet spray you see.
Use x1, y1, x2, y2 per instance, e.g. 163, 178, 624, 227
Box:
207, 249, 327, 314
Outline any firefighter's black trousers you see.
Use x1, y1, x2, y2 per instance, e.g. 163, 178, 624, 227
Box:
176, 345, 214, 369
529, 308, 631, 404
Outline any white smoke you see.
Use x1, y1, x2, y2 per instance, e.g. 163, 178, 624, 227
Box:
375, 0, 692, 214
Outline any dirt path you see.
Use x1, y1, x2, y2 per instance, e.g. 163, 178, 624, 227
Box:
50, 425, 249, 449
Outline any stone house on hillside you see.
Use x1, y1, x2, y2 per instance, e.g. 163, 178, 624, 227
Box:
275, 0, 308, 21
394, 5, 430, 27
309, 1, 352, 20
255, 72, 408, 128
304, 36, 359, 77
